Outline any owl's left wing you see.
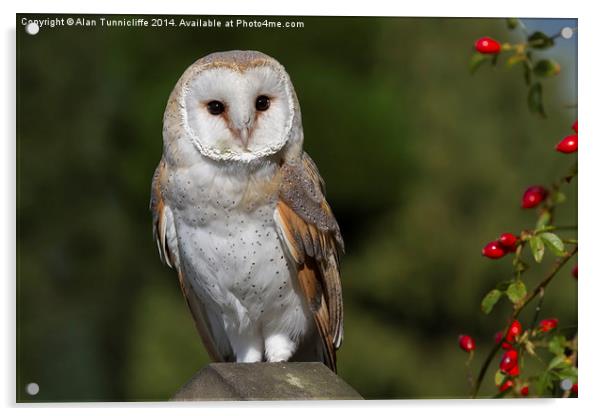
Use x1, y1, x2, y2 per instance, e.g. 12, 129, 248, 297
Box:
274, 153, 344, 372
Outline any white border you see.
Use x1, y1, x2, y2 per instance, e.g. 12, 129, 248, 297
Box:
3, 1, 600, 416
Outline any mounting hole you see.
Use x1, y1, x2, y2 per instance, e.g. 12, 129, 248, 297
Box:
560, 378, 573, 391
560, 27, 574, 40
26, 382, 39, 396
25, 22, 40, 36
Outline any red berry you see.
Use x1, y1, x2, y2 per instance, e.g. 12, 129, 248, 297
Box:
539, 318, 559, 332
500, 349, 519, 373
499, 379, 514, 392
475, 37, 501, 54
498, 233, 518, 249
521, 186, 548, 209
507, 363, 520, 377
556, 134, 578, 153
482, 241, 506, 259
571, 382, 578, 394
520, 385, 529, 396
572, 119, 578, 133
458, 334, 476, 352
506, 320, 522, 343
572, 264, 578, 279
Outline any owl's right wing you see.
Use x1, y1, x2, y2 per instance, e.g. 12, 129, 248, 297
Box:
150, 158, 226, 362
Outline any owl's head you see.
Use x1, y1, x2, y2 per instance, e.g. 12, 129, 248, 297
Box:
164, 51, 302, 164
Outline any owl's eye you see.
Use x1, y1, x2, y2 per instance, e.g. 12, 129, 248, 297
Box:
207, 100, 225, 115
255, 95, 270, 112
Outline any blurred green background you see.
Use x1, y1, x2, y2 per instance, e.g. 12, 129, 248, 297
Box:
16, 15, 577, 401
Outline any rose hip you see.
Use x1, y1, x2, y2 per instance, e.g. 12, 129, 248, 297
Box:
521, 186, 548, 209
498, 233, 518, 250
506, 320, 522, 343
458, 334, 476, 352
556, 134, 578, 154
539, 318, 559, 332
482, 241, 506, 259
475, 37, 501, 54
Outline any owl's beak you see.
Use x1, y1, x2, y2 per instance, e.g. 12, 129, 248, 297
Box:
238, 127, 251, 150
230, 112, 253, 150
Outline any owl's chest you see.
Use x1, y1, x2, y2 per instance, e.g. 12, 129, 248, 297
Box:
175, 201, 289, 289
167, 162, 295, 313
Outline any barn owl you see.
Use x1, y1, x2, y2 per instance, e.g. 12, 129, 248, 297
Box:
150, 51, 344, 372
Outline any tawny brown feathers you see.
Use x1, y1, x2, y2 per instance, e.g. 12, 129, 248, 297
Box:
275, 153, 344, 372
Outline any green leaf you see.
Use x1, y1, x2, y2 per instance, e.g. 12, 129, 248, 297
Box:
536, 210, 551, 230
548, 335, 567, 356
481, 289, 502, 314
528, 31, 555, 49
507, 280, 527, 304
548, 355, 567, 370
506, 18, 519, 30
536, 371, 553, 396
529, 235, 545, 263
494, 369, 506, 386
528, 82, 545, 117
469, 53, 490, 74
540, 232, 565, 256
533, 59, 561, 77
555, 365, 578, 381
552, 191, 566, 204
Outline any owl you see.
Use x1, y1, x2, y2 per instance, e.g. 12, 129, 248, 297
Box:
150, 51, 344, 372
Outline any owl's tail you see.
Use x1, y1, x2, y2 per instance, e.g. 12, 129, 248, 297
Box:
291, 326, 337, 373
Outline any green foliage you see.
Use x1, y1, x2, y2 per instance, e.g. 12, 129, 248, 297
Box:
529, 235, 545, 263
548, 335, 567, 356
540, 232, 565, 256
481, 289, 502, 314
528, 82, 545, 117
506, 280, 527, 305
528, 31, 555, 49
506, 18, 519, 30
494, 369, 506, 386
536, 210, 552, 230
534, 59, 561, 77
471, 22, 566, 119
552, 191, 566, 205
466, 18, 578, 399
535, 371, 553, 396
469, 53, 491, 75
